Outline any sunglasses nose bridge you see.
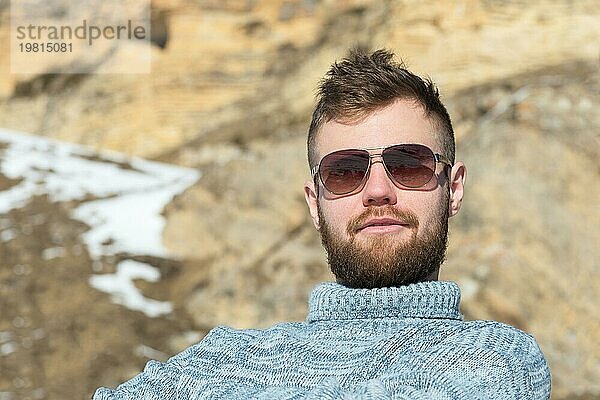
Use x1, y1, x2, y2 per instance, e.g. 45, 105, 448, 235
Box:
363, 153, 385, 178
365, 154, 392, 183
367, 152, 384, 167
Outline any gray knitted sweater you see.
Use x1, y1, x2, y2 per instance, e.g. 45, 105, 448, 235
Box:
93, 281, 551, 399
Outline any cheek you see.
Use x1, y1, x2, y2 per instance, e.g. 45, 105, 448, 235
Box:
412, 195, 447, 233
318, 199, 356, 235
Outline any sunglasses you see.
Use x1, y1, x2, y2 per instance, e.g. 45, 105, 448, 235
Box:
312, 143, 452, 195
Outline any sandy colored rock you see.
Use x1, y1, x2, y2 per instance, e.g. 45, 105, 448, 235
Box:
0, 1, 599, 399
0, 1, 598, 158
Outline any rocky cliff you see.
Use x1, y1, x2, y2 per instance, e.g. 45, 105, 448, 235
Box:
0, 1, 598, 399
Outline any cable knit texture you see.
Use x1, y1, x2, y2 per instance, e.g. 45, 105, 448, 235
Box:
93, 281, 551, 399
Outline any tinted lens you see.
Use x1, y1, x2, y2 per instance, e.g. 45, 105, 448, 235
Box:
319, 150, 370, 194
382, 144, 435, 188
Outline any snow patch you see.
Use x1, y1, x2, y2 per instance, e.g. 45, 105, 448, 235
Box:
0, 229, 16, 242
41, 247, 66, 260
0, 129, 200, 317
0, 342, 17, 356
89, 260, 173, 318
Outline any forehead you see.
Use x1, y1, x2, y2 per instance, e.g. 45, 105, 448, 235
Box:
316, 99, 439, 159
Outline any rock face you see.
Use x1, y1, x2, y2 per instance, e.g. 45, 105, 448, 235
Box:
0, 1, 599, 399
0, 1, 598, 157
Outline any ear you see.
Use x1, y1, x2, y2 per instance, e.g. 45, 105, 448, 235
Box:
448, 161, 467, 217
304, 180, 320, 230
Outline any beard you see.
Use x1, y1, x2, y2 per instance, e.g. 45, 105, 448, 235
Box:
317, 201, 449, 289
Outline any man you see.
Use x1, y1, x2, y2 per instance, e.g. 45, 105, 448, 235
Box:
94, 48, 551, 399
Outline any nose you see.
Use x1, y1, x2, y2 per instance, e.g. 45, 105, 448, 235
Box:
361, 160, 398, 206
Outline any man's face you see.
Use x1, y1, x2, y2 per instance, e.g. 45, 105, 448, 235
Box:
304, 99, 466, 288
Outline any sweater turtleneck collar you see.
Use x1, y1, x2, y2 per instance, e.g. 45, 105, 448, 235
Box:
307, 281, 463, 323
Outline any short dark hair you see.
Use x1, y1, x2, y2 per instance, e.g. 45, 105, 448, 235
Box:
307, 48, 455, 170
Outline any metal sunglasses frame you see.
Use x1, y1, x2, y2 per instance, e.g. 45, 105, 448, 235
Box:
311, 143, 453, 194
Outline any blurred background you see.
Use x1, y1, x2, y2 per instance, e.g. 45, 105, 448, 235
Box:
0, 0, 598, 399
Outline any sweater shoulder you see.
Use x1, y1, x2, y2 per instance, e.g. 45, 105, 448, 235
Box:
460, 319, 537, 342
202, 321, 309, 345
456, 320, 551, 397
457, 319, 546, 361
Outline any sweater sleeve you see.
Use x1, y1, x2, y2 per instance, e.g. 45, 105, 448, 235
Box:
92, 342, 201, 400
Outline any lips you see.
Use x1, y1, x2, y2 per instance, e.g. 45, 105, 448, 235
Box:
357, 218, 407, 231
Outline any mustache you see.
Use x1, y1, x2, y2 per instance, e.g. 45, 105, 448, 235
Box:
346, 205, 419, 236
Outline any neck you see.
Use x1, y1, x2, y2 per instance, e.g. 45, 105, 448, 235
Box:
335, 268, 441, 288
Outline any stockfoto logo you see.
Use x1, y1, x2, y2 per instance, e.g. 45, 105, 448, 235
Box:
11, 0, 151, 74
15, 19, 147, 46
